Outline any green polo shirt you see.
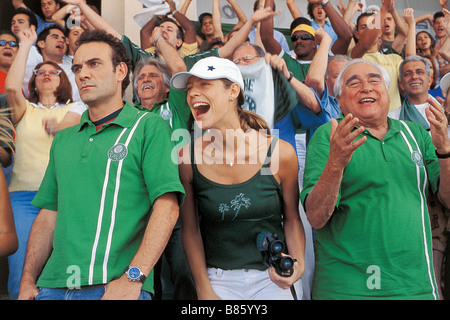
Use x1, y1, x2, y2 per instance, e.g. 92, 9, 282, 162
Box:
32, 102, 185, 294
301, 117, 440, 300
134, 87, 191, 134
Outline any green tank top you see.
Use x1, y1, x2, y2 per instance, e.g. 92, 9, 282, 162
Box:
191, 136, 286, 270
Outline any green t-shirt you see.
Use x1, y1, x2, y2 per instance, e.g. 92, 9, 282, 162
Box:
121, 35, 219, 135
300, 117, 440, 300
32, 102, 185, 294
281, 51, 310, 83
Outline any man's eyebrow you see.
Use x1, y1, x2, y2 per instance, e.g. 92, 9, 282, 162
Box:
345, 74, 360, 85
71, 58, 101, 71
368, 73, 382, 79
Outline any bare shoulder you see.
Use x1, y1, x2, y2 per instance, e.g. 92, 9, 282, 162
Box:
177, 143, 193, 183
270, 137, 298, 182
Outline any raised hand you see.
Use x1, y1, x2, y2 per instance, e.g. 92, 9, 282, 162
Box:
328, 114, 367, 170
426, 97, 450, 155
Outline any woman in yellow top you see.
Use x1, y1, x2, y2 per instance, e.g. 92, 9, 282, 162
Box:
4, 26, 86, 300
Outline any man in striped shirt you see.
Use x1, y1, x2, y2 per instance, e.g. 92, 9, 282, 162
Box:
18, 30, 185, 300
301, 59, 450, 299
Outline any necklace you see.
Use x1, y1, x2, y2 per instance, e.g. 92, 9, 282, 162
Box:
210, 134, 246, 166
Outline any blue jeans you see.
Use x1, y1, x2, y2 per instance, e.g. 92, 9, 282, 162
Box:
35, 285, 152, 300
8, 191, 40, 300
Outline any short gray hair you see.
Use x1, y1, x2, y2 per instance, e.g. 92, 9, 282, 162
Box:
325, 55, 352, 80
334, 59, 390, 98
132, 57, 171, 103
399, 55, 431, 80
232, 43, 265, 60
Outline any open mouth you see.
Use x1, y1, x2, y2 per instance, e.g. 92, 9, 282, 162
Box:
1, 52, 12, 57
359, 98, 376, 105
192, 102, 210, 118
140, 82, 155, 91
409, 82, 422, 88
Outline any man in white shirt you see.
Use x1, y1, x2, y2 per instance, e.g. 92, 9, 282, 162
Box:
389, 55, 444, 132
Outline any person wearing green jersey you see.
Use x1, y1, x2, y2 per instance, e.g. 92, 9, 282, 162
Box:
301, 59, 450, 299
18, 30, 185, 300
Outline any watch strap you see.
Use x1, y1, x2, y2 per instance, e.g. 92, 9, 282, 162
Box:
435, 149, 450, 159
124, 266, 147, 283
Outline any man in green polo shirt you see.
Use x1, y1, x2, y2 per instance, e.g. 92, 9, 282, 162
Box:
301, 59, 450, 299
18, 30, 185, 300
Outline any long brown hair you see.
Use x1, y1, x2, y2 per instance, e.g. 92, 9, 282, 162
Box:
27, 61, 72, 104
221, 79, 270, 131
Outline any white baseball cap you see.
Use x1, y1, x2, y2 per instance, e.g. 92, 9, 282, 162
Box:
441, 72, 450, 97
170, 56, 244, 91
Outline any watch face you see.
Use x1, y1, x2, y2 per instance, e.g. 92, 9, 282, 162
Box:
128, 267, 141, 279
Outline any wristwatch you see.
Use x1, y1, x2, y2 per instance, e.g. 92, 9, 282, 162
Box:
321, 0, 329, 6
124, 266, 147, 283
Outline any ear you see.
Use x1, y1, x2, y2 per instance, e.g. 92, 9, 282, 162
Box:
37, 40, 45, 50
115, 61, 128, 83
230, 82, 241, 101
176, 38, 183, 50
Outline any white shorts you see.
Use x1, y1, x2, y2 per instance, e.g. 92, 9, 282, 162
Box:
207, 268, 301, 300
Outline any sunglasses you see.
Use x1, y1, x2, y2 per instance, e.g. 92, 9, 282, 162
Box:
0, 40, 18, 47
291, 34, 315, 42
33, 69, 62, 77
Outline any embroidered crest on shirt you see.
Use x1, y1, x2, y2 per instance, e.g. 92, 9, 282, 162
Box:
411, 151, 424, 167
160, 108, 173, 120
108, 143, 128, 161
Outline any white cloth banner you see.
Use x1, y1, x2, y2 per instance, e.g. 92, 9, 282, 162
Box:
133, 0, 179, 28
237, 58, 275, 129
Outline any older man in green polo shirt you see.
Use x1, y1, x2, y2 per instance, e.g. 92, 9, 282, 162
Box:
301, 59, 450, 299
18, 30, 185, 300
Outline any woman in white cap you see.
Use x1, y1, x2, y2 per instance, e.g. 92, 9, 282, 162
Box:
171, 56, 305, 300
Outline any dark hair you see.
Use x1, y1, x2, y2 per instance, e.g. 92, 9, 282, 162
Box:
76, 30, 132, 96
28, 61, 72, 104
416, 31, 436, 54
0, 29, 18, 43
12, 8, 38, 29
434, 11, 444, 22
307, 3, 326, 20
221, 79, 269, 131
199, 12, 212, 24
289, 17, 311, 35
36, 24, 67, 55
160, 17, 184, 42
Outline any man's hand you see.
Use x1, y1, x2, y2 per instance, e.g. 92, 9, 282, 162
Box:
427, 97, 450, 155
328, 114, 367, 170
268, 254, 303, 290
17, 25, 37, 48
250, 6, 281, 25
18, 279, 39, 300
102, 275, 142, 300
